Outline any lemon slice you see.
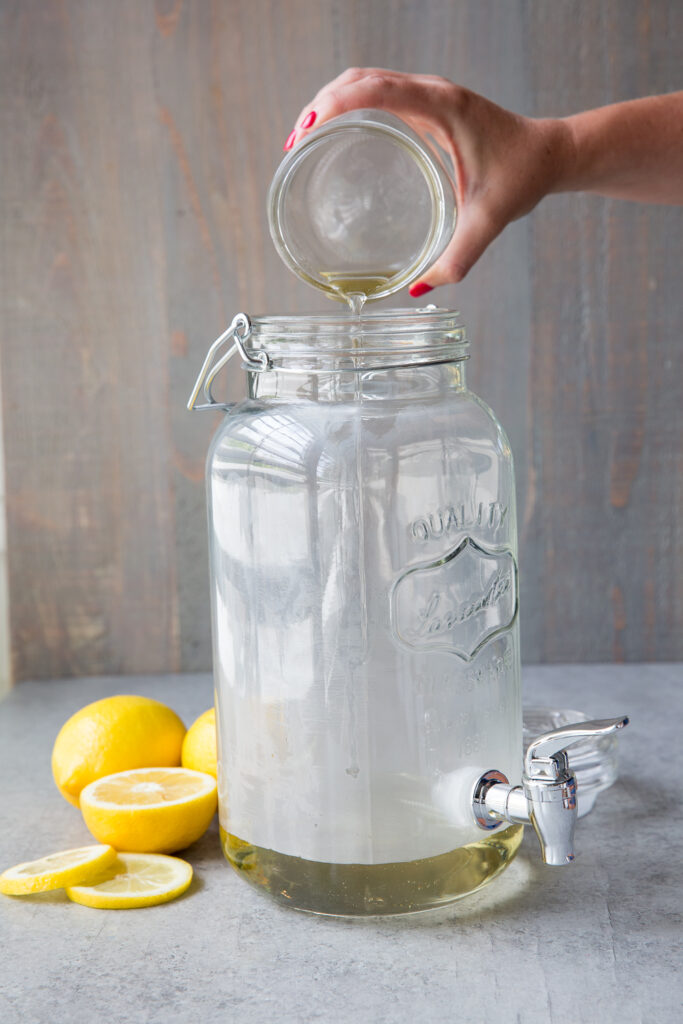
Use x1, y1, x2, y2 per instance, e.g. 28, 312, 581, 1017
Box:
66, 852, 193, 909
0, 844, 117, 895
79, 767, 217, 853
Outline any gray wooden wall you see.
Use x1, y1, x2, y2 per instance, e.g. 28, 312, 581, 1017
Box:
1, 0, 681, 682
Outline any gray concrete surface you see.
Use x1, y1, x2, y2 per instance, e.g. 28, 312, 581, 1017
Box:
0, 665, 681, 1024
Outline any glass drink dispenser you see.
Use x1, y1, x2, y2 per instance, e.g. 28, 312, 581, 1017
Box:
188, 111, 627, 916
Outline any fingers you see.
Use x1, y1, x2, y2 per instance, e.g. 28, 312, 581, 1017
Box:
282, 68, 505, 288
292, 66, 377, 126
285, 67, 457, 151
293, 67, 398, 129
410, 205, 505, 290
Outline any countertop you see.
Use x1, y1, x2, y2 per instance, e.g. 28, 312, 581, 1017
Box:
0, 665, 681, 1024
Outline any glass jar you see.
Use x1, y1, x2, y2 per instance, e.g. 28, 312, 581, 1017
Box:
191, 307, 523, 916
268, 110, 456, 304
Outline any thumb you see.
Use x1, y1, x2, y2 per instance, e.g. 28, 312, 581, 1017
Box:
409, 204, 504, 293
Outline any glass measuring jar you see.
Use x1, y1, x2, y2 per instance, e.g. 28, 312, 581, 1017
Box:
189, 308, 522, 916
268, 110, 456, 306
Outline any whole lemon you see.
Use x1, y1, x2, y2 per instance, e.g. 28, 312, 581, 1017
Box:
52, 695, 186, 807
181, 708, 217, 778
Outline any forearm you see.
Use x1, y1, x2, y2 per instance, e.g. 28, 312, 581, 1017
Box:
550, 92, 683, 204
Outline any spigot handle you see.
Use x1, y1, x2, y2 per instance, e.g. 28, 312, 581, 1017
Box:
524, 716, 629, 778
471, 714, 630, 867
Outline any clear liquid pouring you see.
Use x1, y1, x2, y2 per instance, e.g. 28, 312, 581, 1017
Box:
318, 271, 397, 315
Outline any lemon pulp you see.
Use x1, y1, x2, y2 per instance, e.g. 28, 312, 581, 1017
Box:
0, 844, 117, 895
66, 852, 193, 909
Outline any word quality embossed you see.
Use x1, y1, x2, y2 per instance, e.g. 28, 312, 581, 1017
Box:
391, 538, 518, 661
411, 502, 508, 542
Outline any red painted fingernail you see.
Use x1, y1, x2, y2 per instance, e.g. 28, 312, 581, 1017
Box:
409, 282, 434, 298
300, 111, 317, 129
283, 130, 296, 151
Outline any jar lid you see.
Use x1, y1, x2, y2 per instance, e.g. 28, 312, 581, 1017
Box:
267, 110, 456, 304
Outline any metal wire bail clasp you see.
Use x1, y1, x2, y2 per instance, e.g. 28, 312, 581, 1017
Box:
187, 313, 270, 411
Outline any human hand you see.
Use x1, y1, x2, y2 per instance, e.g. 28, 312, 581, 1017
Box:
285, 68, 572, 293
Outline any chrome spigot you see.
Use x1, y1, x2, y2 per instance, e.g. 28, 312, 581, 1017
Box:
472, 716, 629, 865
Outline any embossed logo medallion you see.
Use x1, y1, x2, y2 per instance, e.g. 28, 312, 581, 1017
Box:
391, 538, 518, 661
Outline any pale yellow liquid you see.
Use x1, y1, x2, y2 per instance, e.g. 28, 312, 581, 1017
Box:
319, 271, 396, 314
221, 825, 523, 917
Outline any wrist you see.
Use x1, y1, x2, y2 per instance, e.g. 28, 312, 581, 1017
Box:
539, 116, 579, 195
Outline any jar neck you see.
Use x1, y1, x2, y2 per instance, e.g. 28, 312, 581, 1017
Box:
241, 307, 468, 404
247, 360, 466, 404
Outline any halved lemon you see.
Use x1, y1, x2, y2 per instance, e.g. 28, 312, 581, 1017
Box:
66, 852, 193, 909
0, 844, 117, 895
79, 767, 217, 853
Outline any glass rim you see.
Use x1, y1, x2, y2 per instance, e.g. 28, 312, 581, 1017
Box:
246, 306, 465, 338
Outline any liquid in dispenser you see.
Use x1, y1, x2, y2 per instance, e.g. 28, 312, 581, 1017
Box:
200, 302, 523, 915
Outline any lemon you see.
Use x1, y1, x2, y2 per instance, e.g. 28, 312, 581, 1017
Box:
79, 767, 217, 853
0, 844, 117, 895
66, 852, 192, 909
52, 695, 187, 806
181, 708, 217, 778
